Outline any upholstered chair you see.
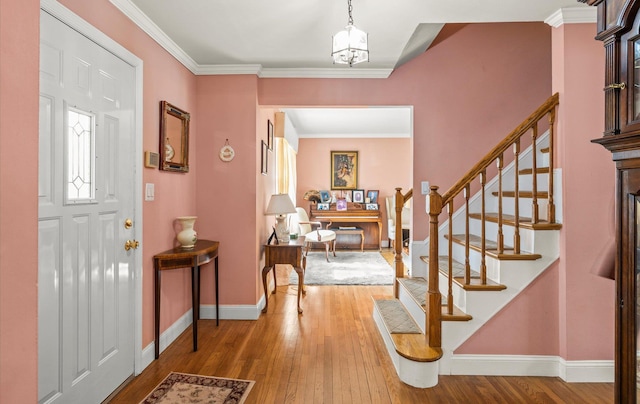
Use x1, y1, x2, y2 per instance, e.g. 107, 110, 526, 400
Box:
295, 207, 336, 262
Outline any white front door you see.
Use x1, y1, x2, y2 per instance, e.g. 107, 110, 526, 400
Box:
38, 10, 138, 403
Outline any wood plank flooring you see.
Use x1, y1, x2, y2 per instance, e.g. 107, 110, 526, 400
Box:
109, 258, 613, 403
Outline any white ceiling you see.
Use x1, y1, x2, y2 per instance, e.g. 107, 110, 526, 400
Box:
110, 0, 594, 137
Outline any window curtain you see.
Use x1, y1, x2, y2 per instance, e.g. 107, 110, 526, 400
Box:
275, 137, 297, 204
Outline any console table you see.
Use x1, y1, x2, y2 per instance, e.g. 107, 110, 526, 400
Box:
262, 237, 306, 314
310, 203, 382, 250
153, 239, 219, 359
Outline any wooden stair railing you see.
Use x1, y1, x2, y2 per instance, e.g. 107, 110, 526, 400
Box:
425, 92, 559, 351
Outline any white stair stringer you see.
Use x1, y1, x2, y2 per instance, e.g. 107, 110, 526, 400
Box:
372, 302, 439, 388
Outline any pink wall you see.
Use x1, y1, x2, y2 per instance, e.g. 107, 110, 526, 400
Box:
457, 23, 614, 359
296, 137, 412, 241
260, 23, 553, 241
0, 0, 40, 401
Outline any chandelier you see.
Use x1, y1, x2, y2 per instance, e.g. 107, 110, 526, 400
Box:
331, 0, 369, 67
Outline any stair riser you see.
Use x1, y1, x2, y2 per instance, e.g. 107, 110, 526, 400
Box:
398, 284, 426, 333
517, 173, 550, 191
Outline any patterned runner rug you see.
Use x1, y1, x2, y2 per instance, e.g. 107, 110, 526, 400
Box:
289, 251, 394, 285
139, 372, 255, 404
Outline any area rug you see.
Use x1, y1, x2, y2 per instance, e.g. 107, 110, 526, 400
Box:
289, 251, 394, 285
139, 372, 255, 404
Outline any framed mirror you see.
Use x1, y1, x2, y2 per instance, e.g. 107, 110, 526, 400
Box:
160, 100, 190, 172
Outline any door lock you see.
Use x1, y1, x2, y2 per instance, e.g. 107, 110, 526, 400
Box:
125, 240, 140, 251
124, 218, 133, 229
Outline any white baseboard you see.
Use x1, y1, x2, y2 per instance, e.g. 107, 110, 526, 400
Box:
139, 298, 266, 373
450, 354, 613, 383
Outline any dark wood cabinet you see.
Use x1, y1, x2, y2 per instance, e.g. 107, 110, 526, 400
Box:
588, 0, 640, 401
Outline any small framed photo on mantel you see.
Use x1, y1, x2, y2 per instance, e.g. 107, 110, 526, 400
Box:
365, 203, 379, 211
336, 198, 347, 211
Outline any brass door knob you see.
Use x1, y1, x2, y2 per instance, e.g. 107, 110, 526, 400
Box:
125, 240, 140, 251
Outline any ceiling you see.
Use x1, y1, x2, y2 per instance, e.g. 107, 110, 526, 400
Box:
111, 0, 594, 137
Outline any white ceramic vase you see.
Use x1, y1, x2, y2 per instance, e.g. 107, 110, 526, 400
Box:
177, 216, 198, 249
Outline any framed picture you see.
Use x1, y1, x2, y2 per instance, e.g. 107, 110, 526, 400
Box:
352, 189, 365, 203
331, 151, 358, 190
267, 119, 274, 150
336, 198, 347, 211
317, 203, 330, 211
320, 190, 331, 203
261, 141, 268, 175
367, 190, 379, 204
366, 203, 379, 211
342, 190, 352, 202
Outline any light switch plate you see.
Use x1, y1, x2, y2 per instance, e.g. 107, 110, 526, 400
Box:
421, 181, 430, 195
145, 183, 155, 201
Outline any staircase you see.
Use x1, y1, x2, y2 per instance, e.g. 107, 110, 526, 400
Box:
373, 94, 561, 388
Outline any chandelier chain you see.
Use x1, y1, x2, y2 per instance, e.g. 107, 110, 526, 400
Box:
347, 0, 354, 25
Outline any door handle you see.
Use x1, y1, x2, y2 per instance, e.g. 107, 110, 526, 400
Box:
125, 240, 140, 251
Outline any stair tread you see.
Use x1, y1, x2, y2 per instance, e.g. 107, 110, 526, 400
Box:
419, 255, 506, 290
397, 277, 472, 321
493, 190, 549, 198
373, 297, 442, 362
468, 212, 562, 230
519, 167, 550, 175
446, 234, 542, 261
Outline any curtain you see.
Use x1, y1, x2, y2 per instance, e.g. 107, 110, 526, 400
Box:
276, 137, 297, 203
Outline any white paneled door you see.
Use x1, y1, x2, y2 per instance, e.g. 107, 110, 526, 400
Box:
38, 10, 137, 404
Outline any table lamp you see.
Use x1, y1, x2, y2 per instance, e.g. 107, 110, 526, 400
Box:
265, 193, 297, 244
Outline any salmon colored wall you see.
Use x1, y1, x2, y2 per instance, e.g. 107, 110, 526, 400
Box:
58, 0, 199, 347
0, 0, 39, 401
456, 23, 614, 360
259, 23, 553, 241
295, 138, 412, 241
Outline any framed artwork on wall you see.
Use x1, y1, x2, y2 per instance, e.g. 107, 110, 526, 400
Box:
267, 119, 274, 150
331, 151, 358, 190
261, 141, 268, 175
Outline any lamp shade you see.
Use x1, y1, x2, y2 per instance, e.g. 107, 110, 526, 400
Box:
332, 24, 369, 66
265, 194, 296, 216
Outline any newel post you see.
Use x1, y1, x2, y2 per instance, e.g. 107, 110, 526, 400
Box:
427, 186, 443, 347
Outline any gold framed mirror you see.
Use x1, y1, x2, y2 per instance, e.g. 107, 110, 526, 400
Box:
160, 100, 190, 172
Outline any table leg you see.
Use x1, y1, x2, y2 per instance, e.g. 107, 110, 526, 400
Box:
360, 232, 364, 252
192, 266, 199, 352
154, 266, 161, 359
294, 266, 304, 314
215, 256, 219, 326
261, 265, 273, 313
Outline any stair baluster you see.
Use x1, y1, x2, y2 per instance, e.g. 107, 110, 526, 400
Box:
480, 170, 487, 284
513, 140, 521, 254
497, 155, 504, 254
531, 125, 539, 224
447, 201, 454, 314
547, 108, 556, 224
464, 184, 471, 284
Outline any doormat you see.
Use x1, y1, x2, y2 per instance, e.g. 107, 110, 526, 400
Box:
139, 372, 255, 404
290, 251, 394, 285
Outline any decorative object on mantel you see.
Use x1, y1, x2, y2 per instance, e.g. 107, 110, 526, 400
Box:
219, 139, 235, 162
303, 189, 322, 203
176, 216, 198, 249
265, 194, 297, 244
331, 0, 369, 67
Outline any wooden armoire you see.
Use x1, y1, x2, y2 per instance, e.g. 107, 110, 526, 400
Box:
586, 0, 640, 401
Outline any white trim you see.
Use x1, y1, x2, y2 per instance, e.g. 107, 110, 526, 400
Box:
200, 302, 264, 321
450, 354, 614, 383
545, 7, 597, 28
140, 310, 192, 369
41, 0, 146, 376
109, 0, 198, 73
109, 0, 393, 78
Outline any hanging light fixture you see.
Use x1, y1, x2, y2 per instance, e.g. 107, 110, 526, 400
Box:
331, 0, 369, 67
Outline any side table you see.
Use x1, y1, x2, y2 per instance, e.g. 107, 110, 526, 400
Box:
153, 239, 219, 359
262, 237, 306, 314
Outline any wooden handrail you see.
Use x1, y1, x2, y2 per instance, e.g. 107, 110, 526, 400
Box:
425, 92, 560, 351
441, 93, 559, 205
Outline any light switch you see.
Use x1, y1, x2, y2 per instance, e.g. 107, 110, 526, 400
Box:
421, 181, 430, 195
145, 183, 155, 201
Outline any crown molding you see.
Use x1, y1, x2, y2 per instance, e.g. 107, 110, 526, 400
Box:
194, 64, 264, 76
258, 68, 393, 79
109, 0, 199, 73
545, 6, 597, 28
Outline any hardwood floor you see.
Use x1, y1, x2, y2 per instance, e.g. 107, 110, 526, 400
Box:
110, 256, 613, 403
